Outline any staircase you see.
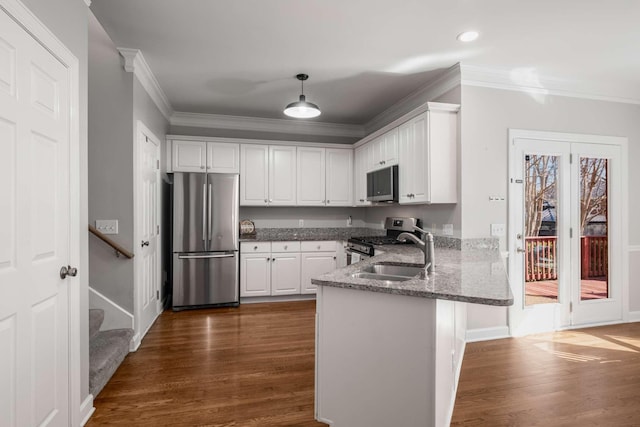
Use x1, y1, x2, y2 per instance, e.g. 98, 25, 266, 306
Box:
89, 308, 134, 397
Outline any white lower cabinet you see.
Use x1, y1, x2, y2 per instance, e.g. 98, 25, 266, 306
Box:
240, 240, 338, 298
301, 252, 336, 294
271, 253, 302, 295
240, 253, 271, 297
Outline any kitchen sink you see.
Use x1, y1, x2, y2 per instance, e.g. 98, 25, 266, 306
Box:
351, 264, 424, 283
361, 264, 423, 277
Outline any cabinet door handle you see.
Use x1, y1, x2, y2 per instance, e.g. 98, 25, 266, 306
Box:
284, 245, 288, 250
333, 256, 336, 260
266, 257, 270, 261
200, 166, 205, 170
327, 200, 330, 204
254, 246, 258, 250
264, 199, 268, 203
359, 199, 364, 202
317, 245, 321, 250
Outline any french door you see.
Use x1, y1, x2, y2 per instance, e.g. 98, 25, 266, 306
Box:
509, 131, 623, 336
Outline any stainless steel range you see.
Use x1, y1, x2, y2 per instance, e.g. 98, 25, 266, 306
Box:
346, 217, 421, 264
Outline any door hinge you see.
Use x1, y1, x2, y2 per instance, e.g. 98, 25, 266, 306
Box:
157, 225, 160, 234
157, 159, 160, 170
156, 290, 160, 300
570, 302, 573, 313
570, 228, 573, 238
570, 153, 573, 164
145, 136, 149, 143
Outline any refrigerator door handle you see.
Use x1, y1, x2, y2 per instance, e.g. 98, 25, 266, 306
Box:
208, 183, 213, 242
178, 253, 235, 260
202, 183, 207, 245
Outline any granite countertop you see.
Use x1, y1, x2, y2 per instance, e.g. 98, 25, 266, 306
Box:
311, 245, 514, 306
239, 227, 385, 242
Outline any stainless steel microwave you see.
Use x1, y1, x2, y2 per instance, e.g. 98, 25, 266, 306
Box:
366, 165, 398, 202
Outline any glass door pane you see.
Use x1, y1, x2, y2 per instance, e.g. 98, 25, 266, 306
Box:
524, 154, 559, 306
579, 157, 609, 301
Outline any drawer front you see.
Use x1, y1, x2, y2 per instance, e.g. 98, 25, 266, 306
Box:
240, 242, 271, 253
300, 241, 337, 252
271, 241, 301, 253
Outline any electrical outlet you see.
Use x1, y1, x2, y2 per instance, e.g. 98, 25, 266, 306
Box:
299, 219, 304, 228
443, 224, 454, 236
95, 219, 118, 235
491, 223, 505, 236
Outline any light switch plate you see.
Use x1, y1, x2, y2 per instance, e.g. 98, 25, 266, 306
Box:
96, 219, 118, 235
443, 224, 454, 236
491, 223, 505, 237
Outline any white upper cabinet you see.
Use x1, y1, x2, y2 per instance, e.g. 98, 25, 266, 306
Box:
240, 144, 269, 206
269, 145, 297, 206
171, 139, 239, 173
297, 147, 326, 205
325, 149, 353, 206
354, 145, 371, 206
296, 147, 352, 206
368, 128, 398, 171
398, 104, 458, 204
206, 142, 239, 173
172, 140, 207, 172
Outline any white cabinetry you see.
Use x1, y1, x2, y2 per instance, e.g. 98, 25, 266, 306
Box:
354, 145, 371, 206
240, 240, 338, 298
240, 144, 297, 206
297, 148, 352, 206
171, 139, 239, 173
206, 142, 239, 173
325, 149, 353, 206
369, 128, 398, 171
240, 243, 271, 297
172, 140, 207, 172
398, 104, 458, 204
270, 241, 301, 296
297, 147, 326, 205
301, 241, 337, 294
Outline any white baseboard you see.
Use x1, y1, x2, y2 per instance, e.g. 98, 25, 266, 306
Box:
79, 394, 95, 426
466, 326, 510, 342
130, 332, 141, 352
89, 287, 134, 331
240, 294, 316, 304
628, 311, 640, 322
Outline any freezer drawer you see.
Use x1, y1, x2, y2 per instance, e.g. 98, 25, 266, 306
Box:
172, 252, 239, 309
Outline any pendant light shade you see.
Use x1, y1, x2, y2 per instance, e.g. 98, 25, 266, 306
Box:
284, 74, 321, 118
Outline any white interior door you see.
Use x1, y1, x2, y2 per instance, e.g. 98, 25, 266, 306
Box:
0, 8, 71, 426
509, 131, 624, 336
135, 122, 161, 343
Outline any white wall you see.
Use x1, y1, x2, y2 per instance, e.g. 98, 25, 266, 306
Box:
21, 0, 91, 407
461, 85, 640, 330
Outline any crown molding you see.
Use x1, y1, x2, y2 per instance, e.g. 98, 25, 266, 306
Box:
169, 111, 365, 139
364, 63, 461, 134
117, 47, 173, 120
460, 64, 640, 105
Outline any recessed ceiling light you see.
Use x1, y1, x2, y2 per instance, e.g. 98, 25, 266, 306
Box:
457, 31, 479, 42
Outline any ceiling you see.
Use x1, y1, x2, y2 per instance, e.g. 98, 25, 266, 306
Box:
90, 0, 640, 125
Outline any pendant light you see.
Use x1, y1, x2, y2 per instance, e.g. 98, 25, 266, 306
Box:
284, 74, 321, 118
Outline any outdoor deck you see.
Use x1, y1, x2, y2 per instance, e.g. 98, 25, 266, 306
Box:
525, 278, 608, 305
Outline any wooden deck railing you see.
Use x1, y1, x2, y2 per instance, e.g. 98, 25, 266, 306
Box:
525, 236, 557, 281
581, 236, 607, 279
524, 235, 607, 282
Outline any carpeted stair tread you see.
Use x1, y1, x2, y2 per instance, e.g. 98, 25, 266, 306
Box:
89, 309, 104, 340
89, 328, 133, 397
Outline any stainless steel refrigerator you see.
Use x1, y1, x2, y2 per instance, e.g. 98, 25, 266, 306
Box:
172, 172, 239, 310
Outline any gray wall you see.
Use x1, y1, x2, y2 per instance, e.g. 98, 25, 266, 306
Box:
461, 85, 640, 330
88, 12, 135, 312
21, 0, 91, 407
241, 206, 366, 229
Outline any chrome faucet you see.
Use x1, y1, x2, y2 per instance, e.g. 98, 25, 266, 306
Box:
397, 225, 435, 274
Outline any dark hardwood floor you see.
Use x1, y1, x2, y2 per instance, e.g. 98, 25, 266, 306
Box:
89, 301, 640, 426
88, 301, 326, 426
451, 322, 640, 426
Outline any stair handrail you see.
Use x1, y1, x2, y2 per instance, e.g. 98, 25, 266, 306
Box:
88, 225, 135, 259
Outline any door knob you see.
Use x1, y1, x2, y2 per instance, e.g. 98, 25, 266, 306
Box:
60, 265, 78, 279
141, 240, 150, 247
516, 247, 525, 253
